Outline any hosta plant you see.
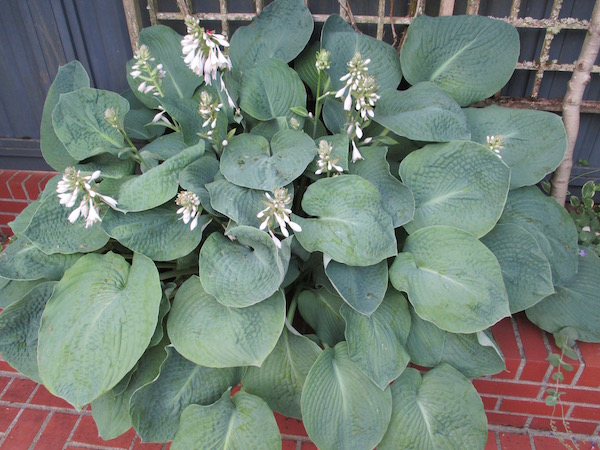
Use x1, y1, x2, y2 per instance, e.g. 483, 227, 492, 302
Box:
1, 0, 599, 448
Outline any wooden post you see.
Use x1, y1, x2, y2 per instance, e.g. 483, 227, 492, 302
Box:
551, 0, 600, 204
122, 0, 142, 51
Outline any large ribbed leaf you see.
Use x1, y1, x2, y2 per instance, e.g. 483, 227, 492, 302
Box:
405, 307, 505, 378
179, 155, 220, 214
401, 15, 519, 106
0, 237, 81, 280
127, 25, 203, 108
341, 287, 411, 389
324, 256, 388, 316
0, 279, 46, 309
526, 249, 600, 342
482, 223, 554, 313
130, 347, 239, 442
40, 61, 89, 170
322, 14, 401, 91
242, 326, 321, 419
390, 226, 510, 333
349, 146, 414, 228
0, 281, 57, 382
206, 178, 270, 227
91, 339, 168, 440
293, 175, 397, 266
297, 287, 346, 347
400, 141, 510, 237
103, 143, 204, 212
465, 106, 567, 189
167, 276, 285, 368
301, 342, 392, 450
199, 227, 289, 307
378, 364, 487, 449
374, 83, 470, 142
22, 193, 110, 255
499, 187, 579, 287
220, 130, 316, 191
229, 0, 313, 75
172, 391, 282, 450
52, 88, 129, 160
240, 58, 306, 121
102, 205, 210, 262
38, 253, 161, 410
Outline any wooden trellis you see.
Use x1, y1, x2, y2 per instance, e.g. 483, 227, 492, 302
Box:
122, 0, 600, 203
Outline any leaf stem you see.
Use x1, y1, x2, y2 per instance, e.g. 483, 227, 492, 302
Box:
313, 71, 323, 139
159, 268, 198, 281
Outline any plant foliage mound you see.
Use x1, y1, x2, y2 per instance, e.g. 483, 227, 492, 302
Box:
1, 0, 599, 448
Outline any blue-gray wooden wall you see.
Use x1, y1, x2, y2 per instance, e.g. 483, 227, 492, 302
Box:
0, 0, 598, 185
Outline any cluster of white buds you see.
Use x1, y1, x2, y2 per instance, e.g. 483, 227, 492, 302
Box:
257, 188, 302, 249
182, 17, 232, 84
315, 49, 331, 71
335, 53, 381, 163
56, 168, 117, 228
130, 45, 165, 97
104, 108, 120, 129
486, 135, 505, 159
315, 140, 343, 176
198, 91, 223, 131
175, 191, 202, 230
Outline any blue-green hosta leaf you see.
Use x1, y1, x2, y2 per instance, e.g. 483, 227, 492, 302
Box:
240, 58, 307, 121
123, 103, 164, 141
378, 364, 488, 449
465, 106, 567, 189
127, 25, 203, 108
297, 287, 346, 347
172, 390, 282, 450
0, 237, 81, 280
40, 61, 89, 170
52, 87, 129, 160
0, 281, 57, 382
102, 205, 210, 262
104, 143, 204, 212
400, 141, 510, 237
349, 146, 415, 228
294, 42, 325, 97
526, 249, 600, 342
75, 153, 136, 180
139, 131, 187, 162
229, 0, 313, 75
221, 130, 316, 191
167, 276, 285, 368
206, 178, 270, 228
405, 307, 505, 378
322, 14, 401, 91
242, 326, 322, 419
91, 340, 169, 440
38, 253, 162, 410
401, 15, 519, 106
22, 193, 110, 255
301, 342, 392, 450
130, 346, 239, 442
482, 223, 554, 313
324, 256, 388, 316
321, 98, 347, 135
374, 83, 470, 142
499, 186, 579, 286
390, 226, 510, 333
340, 287, 411, 389
199, 227, 289, 307
293, 175, 397, 266
179, 155, 220, 214
0, 278, 47, 309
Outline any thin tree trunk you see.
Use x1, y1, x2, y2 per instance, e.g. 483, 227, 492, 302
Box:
551, 0, 600, 204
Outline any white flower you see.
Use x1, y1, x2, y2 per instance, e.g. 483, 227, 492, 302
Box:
152, 106, 172, 125
315, 49, 331, 71
315, 140, 343, 175
486, 135, 504, 159
57, 167, 117, 228
176, 191, 201, 230
130, 45, 164, 97
351, 140, 363, 163
182, 16, 232, 85
198, 91, 222, 129
256, 188, 302, 248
